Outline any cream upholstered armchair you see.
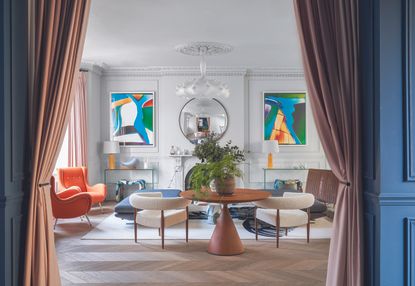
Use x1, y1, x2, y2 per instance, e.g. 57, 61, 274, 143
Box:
254, 192, 315, 247
129, 192, 191, 249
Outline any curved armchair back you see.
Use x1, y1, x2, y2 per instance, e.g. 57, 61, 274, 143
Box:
129, 192, 191, 210
57, 167, 87, 192
254, 193, 314, 210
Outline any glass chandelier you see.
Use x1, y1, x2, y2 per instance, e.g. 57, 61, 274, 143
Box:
175, 42, 233, 99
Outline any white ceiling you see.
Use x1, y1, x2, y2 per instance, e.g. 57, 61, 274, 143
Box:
83, 0, 303, 68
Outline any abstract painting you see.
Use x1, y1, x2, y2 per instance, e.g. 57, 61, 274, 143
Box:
263, 92, 306, 145
111, 92, 154, 146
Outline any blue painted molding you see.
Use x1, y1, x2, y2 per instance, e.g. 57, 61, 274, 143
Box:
403, 0, 415, 181
405, 218, 415, 286
364, 192, 415, 206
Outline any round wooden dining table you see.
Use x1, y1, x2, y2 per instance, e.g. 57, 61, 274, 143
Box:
180, 188, 271, 256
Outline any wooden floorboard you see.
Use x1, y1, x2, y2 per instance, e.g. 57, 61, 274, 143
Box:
56, 202, 329, 286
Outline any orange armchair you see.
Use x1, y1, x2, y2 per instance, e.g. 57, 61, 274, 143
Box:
57, 167, 107, 210
50, 176, 92, 228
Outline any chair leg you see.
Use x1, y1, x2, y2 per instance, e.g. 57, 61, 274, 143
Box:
99, 202, 103, 213
85, 215, 92, 228
276, 210, 280, 248
285, 228, 288, 236
158, 228, 160, 237
161, 210, 165, 249
307, 208, 311, 243
54, 219, 58, 230
134, 209, 137, 243
254, 207, 258, 241
186, 206, 189, 243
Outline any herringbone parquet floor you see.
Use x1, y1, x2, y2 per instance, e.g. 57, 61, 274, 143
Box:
55, 203, 329, 286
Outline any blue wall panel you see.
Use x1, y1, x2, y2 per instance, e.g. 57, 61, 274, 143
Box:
361, 0, 415, 285
403, 0, 415, 182
405, 218, 415, 286
0, 0, 29, 285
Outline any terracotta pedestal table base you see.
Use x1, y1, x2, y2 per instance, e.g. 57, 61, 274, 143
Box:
180, 189, 271, 256
208, 203, 244, 255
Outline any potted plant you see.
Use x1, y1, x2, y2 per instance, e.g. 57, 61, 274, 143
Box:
191, 134, 245, 195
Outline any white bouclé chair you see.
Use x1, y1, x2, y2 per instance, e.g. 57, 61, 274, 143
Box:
254, 192, 315, 247
129, 192, 191, 249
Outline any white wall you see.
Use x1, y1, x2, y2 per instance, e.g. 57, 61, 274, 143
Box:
86, 66, 328, 198
85, 65, 104, 184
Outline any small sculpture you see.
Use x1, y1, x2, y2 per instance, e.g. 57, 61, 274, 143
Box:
120, 157, 138, 169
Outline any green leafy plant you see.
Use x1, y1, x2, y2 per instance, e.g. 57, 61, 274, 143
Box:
191, 136, 245, 193
193, 133, 245, 163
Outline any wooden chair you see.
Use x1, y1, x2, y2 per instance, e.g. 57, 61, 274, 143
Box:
129, 192, 191, 249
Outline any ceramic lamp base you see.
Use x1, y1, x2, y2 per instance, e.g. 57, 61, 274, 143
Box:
108, 154, 116, 169
267, 153, 273, 168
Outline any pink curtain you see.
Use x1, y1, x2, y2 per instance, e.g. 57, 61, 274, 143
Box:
24, 1, 91, 285
293, 1, 362, 286
68, 71, 88, 167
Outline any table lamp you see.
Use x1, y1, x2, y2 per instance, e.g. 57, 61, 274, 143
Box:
263, 140, 279, 168
103, 141, 120, 169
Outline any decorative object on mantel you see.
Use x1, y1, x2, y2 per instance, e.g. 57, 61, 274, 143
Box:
110, 91, 155, 146
191, 134, 245, 195
179, 98, 228, 144
263, 140, 279, 168
120, 157, 138, 169
169, 145, 177, 155
103, 141, 120, 169
169, 145, 189, 155
175, 42, 233, 99
263, 92, 306, 145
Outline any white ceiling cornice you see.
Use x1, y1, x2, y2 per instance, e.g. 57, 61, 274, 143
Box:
102, 66, 247, 77
80, 62, 104, 76
99, 66, 304, 79
247, 68, 304, 79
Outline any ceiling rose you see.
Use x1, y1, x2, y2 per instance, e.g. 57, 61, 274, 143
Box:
176, 42, 233, 99
175, 42, 233, 56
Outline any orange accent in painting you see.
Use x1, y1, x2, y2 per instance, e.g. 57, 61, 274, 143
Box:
269, 110, 296, 144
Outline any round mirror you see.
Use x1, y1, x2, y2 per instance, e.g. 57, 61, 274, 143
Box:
179, 98, 228, 144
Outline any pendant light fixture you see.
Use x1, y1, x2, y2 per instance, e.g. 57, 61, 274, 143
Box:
175, 42, 233, 99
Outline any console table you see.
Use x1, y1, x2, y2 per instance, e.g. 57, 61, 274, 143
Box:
263, 168, 308, 189
104, 168, 155, 188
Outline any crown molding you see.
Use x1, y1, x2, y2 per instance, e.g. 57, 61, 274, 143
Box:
98, 66, 304, 79
247, 68, 304, 79
162, 66, 247, 76
80, 62, 104, 76
102, 66, 247, 77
